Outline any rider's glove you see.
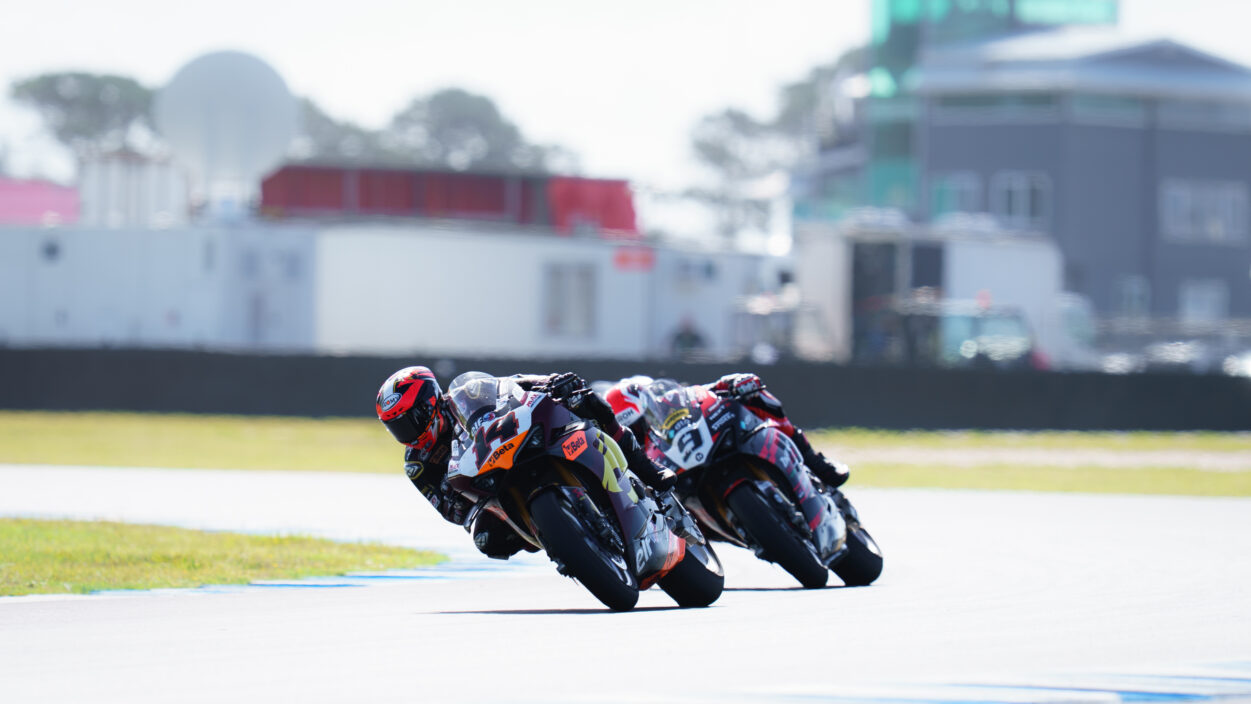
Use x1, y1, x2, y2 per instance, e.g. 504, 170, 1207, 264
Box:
565, 389, 616, 427
713, 373, 764, 400
432, 488, 472, 526
539, 372, 587, 401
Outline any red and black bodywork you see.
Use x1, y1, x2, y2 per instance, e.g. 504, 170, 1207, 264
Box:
443, 372, 722, 610
643, 382, 848, 575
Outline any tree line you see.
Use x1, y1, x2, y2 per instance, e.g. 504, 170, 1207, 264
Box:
6, 47, 864, 237
6, 72, 578, 175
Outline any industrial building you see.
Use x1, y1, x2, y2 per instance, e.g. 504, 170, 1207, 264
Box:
794, 0, 1251, 334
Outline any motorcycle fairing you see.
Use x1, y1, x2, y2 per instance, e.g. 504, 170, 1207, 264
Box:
657, 413, 715, 471
544, 426, 685, 585
446, 380, 683, 580
738, 424, 847, 561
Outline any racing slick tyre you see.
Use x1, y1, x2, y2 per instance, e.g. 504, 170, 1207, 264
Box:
726, 484, 828, 589
529, 488, 639, 611
657, 542, 724, 608
831, 525, 883, 587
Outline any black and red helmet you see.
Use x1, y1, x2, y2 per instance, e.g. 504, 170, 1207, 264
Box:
376, 366, 448, 451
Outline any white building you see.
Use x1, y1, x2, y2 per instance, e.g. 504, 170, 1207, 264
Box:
78, 153, 190, 229
0, 222, 773, 360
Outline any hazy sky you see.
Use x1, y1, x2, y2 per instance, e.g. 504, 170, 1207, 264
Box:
0, 0, 1243, 193
0, 1, 866, 189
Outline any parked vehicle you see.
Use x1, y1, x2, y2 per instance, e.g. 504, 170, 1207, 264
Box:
792, 216, 1102, 370
862, 299, 1044, 370
640, 379, 883, 588
443, 372, 723, 611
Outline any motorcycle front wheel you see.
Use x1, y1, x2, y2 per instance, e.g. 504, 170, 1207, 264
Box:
657, 542, 724, 608
832, 525, 883, 586
529, 488, 639, 612
726, 484, 828, 589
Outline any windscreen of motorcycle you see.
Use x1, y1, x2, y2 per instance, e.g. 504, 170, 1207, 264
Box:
643, 381, 714, 470
448, 372, 518, 432
446, 372, 534, 477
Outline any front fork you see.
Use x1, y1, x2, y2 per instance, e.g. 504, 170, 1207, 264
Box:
750, 477, 847, 564
557, 429, 687, 586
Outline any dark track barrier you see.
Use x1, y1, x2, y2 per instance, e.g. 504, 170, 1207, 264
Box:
2, 348, 1249, 431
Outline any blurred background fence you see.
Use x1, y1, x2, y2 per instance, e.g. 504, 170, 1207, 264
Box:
3, 348, 1247, 431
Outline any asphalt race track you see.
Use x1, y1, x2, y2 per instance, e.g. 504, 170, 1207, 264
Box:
2, 464, 1251, 703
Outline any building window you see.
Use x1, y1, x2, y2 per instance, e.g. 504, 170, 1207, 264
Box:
1070, 94, 1148, 127
281, 252, 302, 281
240, 250, 260, 279
1160, 179, 1249, 244
1179, 279, 1229, 323
930, 172, 982, 216
1157, 100, 1251, 132
933, 93, 1060, 123
1015, 0, 1118, 25
1116, 275, 1150, 317
870, 122, 913, 159
543, 263, 596, 338
990, 171, 1051, 229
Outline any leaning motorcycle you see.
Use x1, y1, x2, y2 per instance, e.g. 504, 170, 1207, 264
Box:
641, 379, 883, 589
442, 372, 724, 611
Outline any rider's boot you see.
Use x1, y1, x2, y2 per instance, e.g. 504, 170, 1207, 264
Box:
793, 429, 849, 489
618, 431, 677, 492
471, 512, 536, 560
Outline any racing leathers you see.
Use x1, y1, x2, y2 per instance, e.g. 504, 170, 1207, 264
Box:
402, 371, 676, 560
702, 373, 849, 488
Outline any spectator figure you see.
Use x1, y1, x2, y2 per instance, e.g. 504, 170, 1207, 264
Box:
670, 317, 707, 360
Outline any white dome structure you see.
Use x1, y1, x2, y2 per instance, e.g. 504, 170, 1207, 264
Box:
155, 51, 298, 217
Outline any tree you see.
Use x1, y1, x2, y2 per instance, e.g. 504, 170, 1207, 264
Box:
10, 72, 154, 158
687, 46, 867, 239
290, 98, 392, 163
776, 46, 868, 151
382, 88, 572, 173
11, 71, 577, 176
688, 108, 796, 237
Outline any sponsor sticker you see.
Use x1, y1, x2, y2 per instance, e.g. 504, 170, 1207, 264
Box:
381, 392, 402, 412
660, 408, 690, 431
486, 438, 519, 466
562, 432, 588, 460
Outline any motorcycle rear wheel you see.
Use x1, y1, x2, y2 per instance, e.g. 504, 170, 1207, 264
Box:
832, 525, 883, 586
529, 488, 640, 612
657, 542, 724, 608
726, 484, 828, 589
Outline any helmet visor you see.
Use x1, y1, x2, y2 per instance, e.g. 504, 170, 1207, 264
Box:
384, 401, 436, 446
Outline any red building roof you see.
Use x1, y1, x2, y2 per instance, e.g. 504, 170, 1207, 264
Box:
260, 164, 638, 238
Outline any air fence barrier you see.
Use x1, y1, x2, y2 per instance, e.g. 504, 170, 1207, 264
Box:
1, 348, 1249, 431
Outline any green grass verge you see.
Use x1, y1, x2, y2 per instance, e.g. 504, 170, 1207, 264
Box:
852, 463, 1251, 497
0, 518, 445, 597
2, 411, 1250, 497
0, 411, 396, 472
808, 428, 1251, 452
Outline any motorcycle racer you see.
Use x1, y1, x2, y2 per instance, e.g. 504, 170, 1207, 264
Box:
605, 372, 849, 489
376, 366, 677, 560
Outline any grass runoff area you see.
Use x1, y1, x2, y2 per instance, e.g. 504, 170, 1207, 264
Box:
2, 410, 1251, 497
0, 518, 443, 597
1, 411, 1248, 596
1, 411, 1248, 497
